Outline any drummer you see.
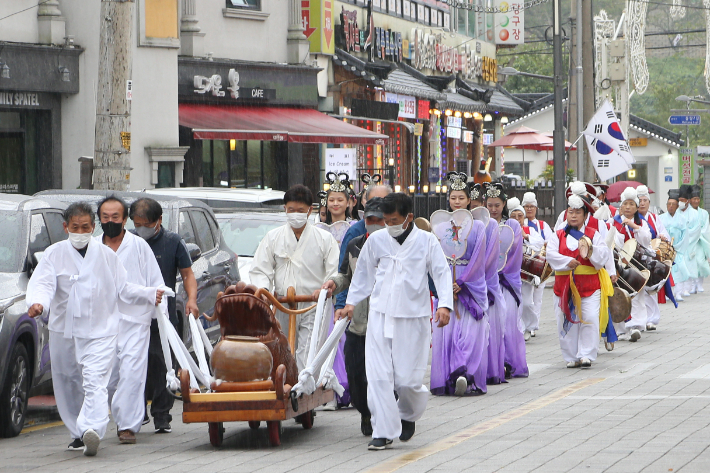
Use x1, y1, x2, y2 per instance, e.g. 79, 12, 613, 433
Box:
547, 194, 613, 368
611, 187, 653, 342
520, 192, 552, 340
637, 185, 674, 330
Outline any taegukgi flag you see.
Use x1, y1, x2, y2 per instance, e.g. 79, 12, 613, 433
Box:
583, 99, 635, 181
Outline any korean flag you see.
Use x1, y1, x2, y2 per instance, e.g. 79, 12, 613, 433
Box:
583, 100, 635, 181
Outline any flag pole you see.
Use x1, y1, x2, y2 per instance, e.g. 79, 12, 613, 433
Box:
553, 0, 566, 218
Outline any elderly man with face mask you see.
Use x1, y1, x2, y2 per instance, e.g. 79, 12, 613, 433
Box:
26, 202, 162, 456
250, 184, 340, 371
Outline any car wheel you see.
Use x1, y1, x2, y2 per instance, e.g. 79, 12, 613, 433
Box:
0, 343, 30, 438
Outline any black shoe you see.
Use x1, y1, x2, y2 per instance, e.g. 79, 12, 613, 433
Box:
400, 420, 415, 442
368, 438, 393, 450
142, 411, 150, 426
67, 438, 84, 451
154, 420, 172, 433
361, 416, 373, 436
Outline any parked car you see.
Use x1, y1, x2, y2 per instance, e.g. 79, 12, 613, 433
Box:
34, 190, 240, 346
0, 193, 68, 437
144, 187, 285, 210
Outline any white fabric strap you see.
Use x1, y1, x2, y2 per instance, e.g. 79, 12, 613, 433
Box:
189, 315, 213, 384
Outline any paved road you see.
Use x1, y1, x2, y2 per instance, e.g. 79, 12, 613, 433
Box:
3, 286, 710, 473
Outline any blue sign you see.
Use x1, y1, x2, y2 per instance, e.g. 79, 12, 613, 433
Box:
669, 115, 701, 125
428, 167, 440, 182
665, 175, 673, 182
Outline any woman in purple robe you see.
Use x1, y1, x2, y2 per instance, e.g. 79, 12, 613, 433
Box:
431, 173, 490, 396
483, 213, 507, 385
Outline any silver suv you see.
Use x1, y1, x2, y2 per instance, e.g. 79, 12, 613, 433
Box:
0, 194, 68, 437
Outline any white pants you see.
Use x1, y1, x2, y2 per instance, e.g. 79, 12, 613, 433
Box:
277, 308, 315, 372
107, 318, 151, 433
626, 289, 648, 331
365, 311, 430, 440
521, 282, 545, 332
692, 277, 705, 292
554, 291, 600, 362
49, 331, 116, 440
644, 288, 661, 326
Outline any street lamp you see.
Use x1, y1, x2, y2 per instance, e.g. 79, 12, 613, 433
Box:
387, 157, 395, 188
498, 67, 554, 82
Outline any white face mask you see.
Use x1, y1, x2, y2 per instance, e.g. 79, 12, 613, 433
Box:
287, 211, 309, 229
386, 217, 410, 238
68, 232, 92, 250
679, 201, 687, 210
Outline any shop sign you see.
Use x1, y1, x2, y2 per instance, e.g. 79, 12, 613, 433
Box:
120, 132, 131, 152
303, 0, 334, 54
664, 167, 673, 174
325, 148, 356, 179
428, 166, 440, 182
384, 92, 416, 119
0, 92, 40, 106
483, 133, 494, 145
446, 127, 462, 140
447, 116, 462, 128
463, 130, 474, 143
629, 137, 647, 147
417, 100, 430, 120
410, 29, 497, 81
679, 147, 694, 185
494, 0, 524, 45
0, 184, 19, 193
193, 70, 275, 101
414, 123, 424, 136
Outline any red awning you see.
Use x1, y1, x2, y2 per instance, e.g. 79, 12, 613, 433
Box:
179, 104, 388, 145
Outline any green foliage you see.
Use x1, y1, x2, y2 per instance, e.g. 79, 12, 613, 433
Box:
538, 165, 576, 184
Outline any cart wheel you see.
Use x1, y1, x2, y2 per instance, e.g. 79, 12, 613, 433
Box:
301, 410, 314, 430
208, 422, 224, 447
248, 421, 260, 430
267, 420, 281, 447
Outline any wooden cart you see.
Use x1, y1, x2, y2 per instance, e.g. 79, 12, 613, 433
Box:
181, 287, 334, 447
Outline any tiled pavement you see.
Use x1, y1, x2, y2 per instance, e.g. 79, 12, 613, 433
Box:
2, 286, 710, 472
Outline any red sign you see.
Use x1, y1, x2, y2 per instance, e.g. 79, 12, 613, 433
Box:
301, 1, 316, 38
417, 100, 430, 120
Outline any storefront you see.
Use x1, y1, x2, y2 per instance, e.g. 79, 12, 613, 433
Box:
0, 42, 80, 194
177, 58, 386, 194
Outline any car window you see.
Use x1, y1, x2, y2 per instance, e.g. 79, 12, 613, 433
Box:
207, 213, 221, 246
29, 213, 52, 255
218, 217, 283, 257
178, 211, 197, 245
44, 211, 68, 244
191, 210, 216, 253
0, 211, 23, 272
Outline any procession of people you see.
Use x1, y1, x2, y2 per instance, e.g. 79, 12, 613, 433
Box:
23, 171, 700, 456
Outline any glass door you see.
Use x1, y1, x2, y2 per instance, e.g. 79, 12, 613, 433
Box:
0, 133, 24, 194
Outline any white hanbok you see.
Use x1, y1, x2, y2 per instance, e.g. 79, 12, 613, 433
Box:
613, 218, 652, 334
346, 226, 453, 440
249, 222, 339, 370
691, 206, 710, 292
640, 212, 670, 326
98, 231, 166, 434
555, 211, 616, 278
27, 239, 157, 440
521, 218, 552, 333
547, 227, 610, 363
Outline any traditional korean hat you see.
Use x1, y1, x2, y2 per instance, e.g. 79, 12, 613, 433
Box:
567, 194, 595, 214
484, 182, 507, 201
565, 181, 597, 199
679, 184, 693, 200
317, 190, 327, 208
326, 171, 352, 195
446, 171, 469, 192
667, 188, 680, 201
470, 183, 483, 201
620, 187, 639, 206
507, 197, 524, 215
521, 191, 537, 207
692, 185, 702, 198
636, 185, 650, 199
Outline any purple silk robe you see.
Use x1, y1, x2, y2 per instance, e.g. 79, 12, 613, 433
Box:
431, 220, 490, 395
485, 219, 508, 385
500, 219, 529, 378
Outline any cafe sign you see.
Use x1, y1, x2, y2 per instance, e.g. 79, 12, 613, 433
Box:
193, 69, 275, 101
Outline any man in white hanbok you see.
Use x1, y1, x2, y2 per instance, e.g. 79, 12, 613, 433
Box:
95, 196, 166, 445
520, 192, 552, 339
27, 202, 162, 456
660, 190, 689, 302
689, 185, 710, 293
678, 185, 702, 298
342, 193, 453, 450
250, 185, 339, 371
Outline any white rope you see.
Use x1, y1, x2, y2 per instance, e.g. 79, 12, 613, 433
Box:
188, 315, 213, 384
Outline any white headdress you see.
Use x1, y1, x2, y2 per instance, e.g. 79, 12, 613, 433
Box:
636, 185, 650, 199
568, 194, 584, 209
569, 181, 587, 196
521, 192, 537, 207
620, 187, 639, 206
507, 197, 524, 215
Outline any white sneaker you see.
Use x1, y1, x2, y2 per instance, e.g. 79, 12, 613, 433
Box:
629, 329, 641, 342
531, 330, 536, 337
580, 358, 592, 368
676, 293, 684, 302
646, 323, 657, 331
698, 287, 705, 293
682, 291, 691, 297
322, 399, 338, 411
82, 429, 100, 457
617, 333, 630, 341
524, 330, 531, 341
566, 361, 581, 368
690, 288, 697, 294
454, 376, 467, 396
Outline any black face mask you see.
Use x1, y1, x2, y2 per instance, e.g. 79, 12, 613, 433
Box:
101, 221, 123, 238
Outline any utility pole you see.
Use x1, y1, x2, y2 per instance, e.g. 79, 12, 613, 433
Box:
93, 0, 134, 191
567, 0, 584, 181
581, 0, 596, 181
553, 0, 566, 219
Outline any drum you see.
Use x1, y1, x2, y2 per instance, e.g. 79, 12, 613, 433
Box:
521, 254, 554, 286
578, 235, 593, 260
651, 238, 676, 262
609, 287, 632, 323
414, 217, 431, 232
615, 264, 651, 296
621, 239, 671, 291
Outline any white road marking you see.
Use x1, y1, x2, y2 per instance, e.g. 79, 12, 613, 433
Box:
679, 363, 710, 379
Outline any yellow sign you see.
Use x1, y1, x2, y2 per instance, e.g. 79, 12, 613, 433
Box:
302, 0, 334, 55
120, 132, 131, 152
629, 137, 647, 147
414, 123, 424, 136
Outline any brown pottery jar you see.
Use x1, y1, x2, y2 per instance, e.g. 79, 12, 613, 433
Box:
210, 335, 273, 382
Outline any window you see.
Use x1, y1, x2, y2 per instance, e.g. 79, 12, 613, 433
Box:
191, 210, 216, 253
226, 0, 260, 9
207, 214, 221, 247
157, 162, 175, 188
504, 162, 531, 179
178, 211, 197, 245
29, 214, 51, 255
44, 212, 68, 244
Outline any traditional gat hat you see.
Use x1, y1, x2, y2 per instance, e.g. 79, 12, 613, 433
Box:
565, 181, 596, 199
679, 184, 693, 200
667, 189, 681, 201
692, 185, 702, 198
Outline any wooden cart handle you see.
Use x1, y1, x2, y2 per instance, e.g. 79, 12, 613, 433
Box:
256, 287, 318, 355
